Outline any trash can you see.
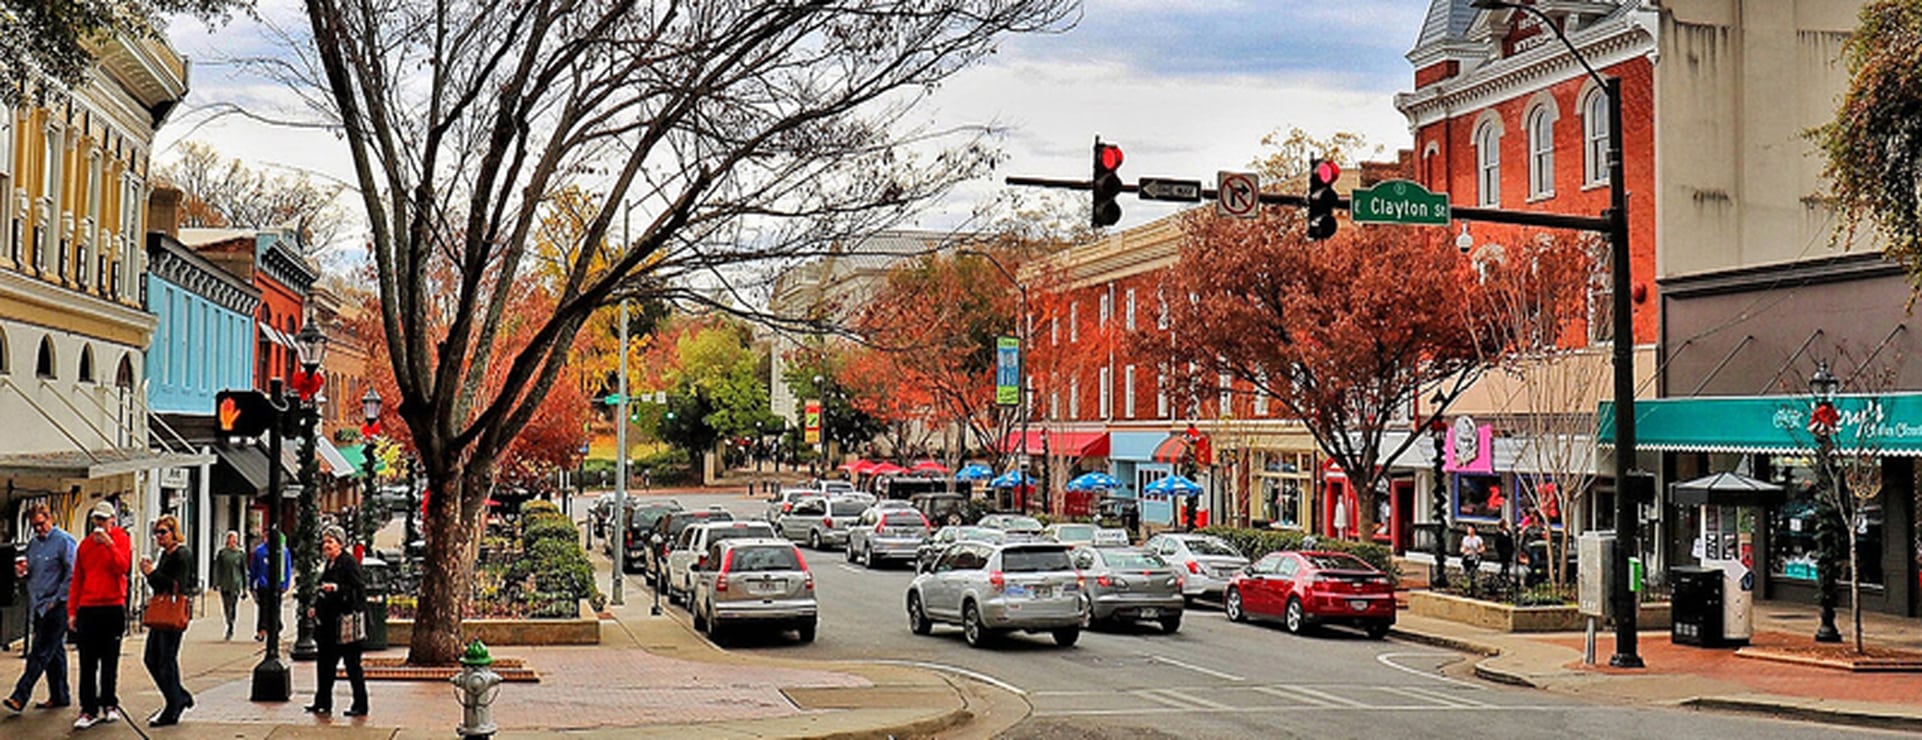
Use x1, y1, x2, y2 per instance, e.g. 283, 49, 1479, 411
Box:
360, 556, 391, 650
1669, 566, 1724, 647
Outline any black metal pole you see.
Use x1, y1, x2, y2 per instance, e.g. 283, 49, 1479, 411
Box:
1604, 76, 1644, 669
1431, 428, 1450, 589
250, 379, 292, 702
292, 399, 320, 661
1813, 411, 1843, 642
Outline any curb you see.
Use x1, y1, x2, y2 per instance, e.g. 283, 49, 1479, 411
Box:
1388, 626, 1500, 657
1681, 697, 1922, 734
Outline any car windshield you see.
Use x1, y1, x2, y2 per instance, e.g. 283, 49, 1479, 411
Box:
1101, 551, 1167, 569
728, 546, 801, 572
830, 501, 868, 516
958, 528, 1004, 543
883, 512, 927, 527
631, 508, 677, 528
1002, 548, 1073, 573
997, 516, 1042, 531
1304, 553, 1373, 572
1184, 538, 1240, 557
710, 524, 774, 543
1052, 525, 1097, 540
670, 512, 732, 534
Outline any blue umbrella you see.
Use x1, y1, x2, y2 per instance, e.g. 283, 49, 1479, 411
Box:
1144, 475, 1202, 496
990, 470, 1034, 488
1066, 472, 1121, 492
955, 463, 995, 482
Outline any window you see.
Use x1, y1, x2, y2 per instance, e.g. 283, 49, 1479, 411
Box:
1156, 291, 1168, 330
1156, 369, 1169, 418
77, 344, 93, 383
1253, 370, 1269, 416
1069, 302, 1079, 342
115, 354, 133, 389
1050, 317, 1058, 347
1588, 251, 1614, 344
0, 326, 8, 373
35, 335, 54, 379
1123, 365, 1136, 418
1475, 120, 1501, 207
1527, 104, 1554, 199
1069, 377, 1079, 418
1218, 372, 1232, 414
1583, 88, 1609, 186
1125, 289, 1137, 331
41, 123, 62, 205
1098, 367, 1111, 418
0, 103, 12, 265
1099, 291, 1111, 326
1049, 390, 1060, 420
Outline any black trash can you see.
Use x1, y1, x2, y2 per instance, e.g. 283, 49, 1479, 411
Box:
360, 556, 391, 651
1669, 566, 1724, 647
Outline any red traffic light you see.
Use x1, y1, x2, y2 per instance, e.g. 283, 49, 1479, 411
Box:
1099, 144, 1124, 171
1314, 159, 1340, 186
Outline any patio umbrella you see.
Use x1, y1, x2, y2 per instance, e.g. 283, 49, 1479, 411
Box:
990, 470, 1034, 488
837, 459, 867, 472
954, 463, 995, 481
870, 462, 909, 476
910, 460, 951, 475
1670, 471, 1786, 508
1066, 472, 1122, 492
1144, 475, 1202, 496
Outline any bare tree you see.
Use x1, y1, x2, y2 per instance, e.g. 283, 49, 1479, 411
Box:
285, 0, 1073, 664
156, 140, 349, 253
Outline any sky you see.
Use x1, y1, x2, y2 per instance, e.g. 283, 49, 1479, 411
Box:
152, 0, 1435, 257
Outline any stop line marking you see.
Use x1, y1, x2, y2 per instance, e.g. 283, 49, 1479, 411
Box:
1146, 654, 1244, 682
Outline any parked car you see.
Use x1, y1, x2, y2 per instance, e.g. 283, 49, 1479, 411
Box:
616, 501, 684, 570
1143, 533, 1249, 604
1069, 546, 1184, 633
846, 508, 932, 568
662, 520, 779, 605
645, 509, 736, 580
1091, 528, 1131, 547
777, 496, 869, 550
1043, 523, 1100, 546
816, 480, 857, 496
764, 489, 822, 522
905, 541, 1086, 648
873, 499, 917, 511
1224, 550, 1395, 638
690, 538, 816, 644
914, 526, 1006, 572
976, 514, 1044, 540
909, 492, 976, 528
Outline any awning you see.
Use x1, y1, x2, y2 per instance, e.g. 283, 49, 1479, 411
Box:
338, 443, 367, 476
1599, 393, 1922, 456
258, 321, 295, 348
0, 448, 213, 479
210, 445, 271, 496
1002, 430, 1109, 458
315, 437, 355, 479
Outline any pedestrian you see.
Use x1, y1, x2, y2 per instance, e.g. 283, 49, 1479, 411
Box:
139, 515, 194, 727
210, 531, 247, 640
307, 526, 368, 717
250, 529, 292, 642
1494, 520, 1517, 589
69, 501, 132, 729
5, 501, 75, 714
1460, 523, 1486, 595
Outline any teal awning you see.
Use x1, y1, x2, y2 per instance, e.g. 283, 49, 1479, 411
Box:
338, 443, 369, 476
1599, 394, 1922, 456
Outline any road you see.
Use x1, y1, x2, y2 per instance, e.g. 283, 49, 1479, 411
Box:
614, 491, 1901, 739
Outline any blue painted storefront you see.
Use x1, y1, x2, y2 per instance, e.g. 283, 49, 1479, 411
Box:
1109, 431, 1176, 525
144, 244, 258, 416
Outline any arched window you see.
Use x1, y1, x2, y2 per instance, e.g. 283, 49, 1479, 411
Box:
35, 336, 55, 379
1475, 121, 1502, 207
0, 102, 13, 265
1527, 103, 1556, 199
0, 326, 9, 374
1583, 88, 1609, 186
115, 353, 134, 389
78, 344, 94, 383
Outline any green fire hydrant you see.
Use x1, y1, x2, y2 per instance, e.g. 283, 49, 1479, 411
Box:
451, 640, 502, 739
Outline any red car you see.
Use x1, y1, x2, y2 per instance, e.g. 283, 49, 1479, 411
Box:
1224, 550, 1395, 639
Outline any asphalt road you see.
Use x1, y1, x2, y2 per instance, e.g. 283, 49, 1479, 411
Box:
619, 491, 1903, 739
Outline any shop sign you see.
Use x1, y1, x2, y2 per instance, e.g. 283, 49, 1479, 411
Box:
1446, 418, 1495, 474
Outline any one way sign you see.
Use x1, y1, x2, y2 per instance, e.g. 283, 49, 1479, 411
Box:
1217, 171, 1259, 219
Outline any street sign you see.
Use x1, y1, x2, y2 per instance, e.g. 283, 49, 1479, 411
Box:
995, 336, 1021, 406
1349, 179, 1451, 226
602, 393, 624, 406
1137, 177, 1202, 203
1216, 171, 1259, 219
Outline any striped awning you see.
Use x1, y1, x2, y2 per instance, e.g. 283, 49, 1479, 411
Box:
1598, 393, 1922, 457
257, 321, 296, 348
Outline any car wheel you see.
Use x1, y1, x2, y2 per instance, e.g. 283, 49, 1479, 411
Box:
707, 614, 728, 645
1365, 621, 1392, 640
907, 593, 933, 636
809, 530, 823, 550
1160, 614, 1183, 634
861, 545, 878, 569
1078, 595, 1094, 630
1053, 627, 1081, 647
845, 541, 858, 562
1284, 597, 1307, 635
962, 602, 992, 648
797, 621, 817, 644
1224, 587, 1246, 622
692, 600, 708, 632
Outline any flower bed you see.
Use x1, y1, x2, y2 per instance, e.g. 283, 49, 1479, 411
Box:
387, 501, 604, 621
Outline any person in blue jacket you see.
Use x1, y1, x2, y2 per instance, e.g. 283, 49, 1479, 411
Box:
248, 530, 292, 642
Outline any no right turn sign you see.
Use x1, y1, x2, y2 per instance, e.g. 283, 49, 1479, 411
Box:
1217, 171, 1259, 219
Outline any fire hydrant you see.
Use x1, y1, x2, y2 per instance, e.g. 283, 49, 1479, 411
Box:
450, 639, 502, 739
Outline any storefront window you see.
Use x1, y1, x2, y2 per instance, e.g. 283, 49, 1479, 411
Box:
1254, 453, 1308, 529
1455, 474, 1505, 522
1513, 476, 1566, 531
1767, 455, 1884, 586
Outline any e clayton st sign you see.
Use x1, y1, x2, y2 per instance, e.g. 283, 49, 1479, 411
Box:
1349, 179, 1451, 226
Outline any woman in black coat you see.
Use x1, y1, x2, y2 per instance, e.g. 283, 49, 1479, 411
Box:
306, 526, 367, 716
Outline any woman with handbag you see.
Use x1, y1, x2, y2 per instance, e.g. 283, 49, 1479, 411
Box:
307, 525, 368, 716
139, 515, 193, 727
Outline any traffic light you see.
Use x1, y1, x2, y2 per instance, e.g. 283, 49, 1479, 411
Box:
214, 390, 276, 437
1306, 157, 1340, 240
1091, 138, 1124, 228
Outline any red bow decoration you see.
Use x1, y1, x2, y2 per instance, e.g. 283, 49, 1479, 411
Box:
1809, 402, 1840, 435
291, 368, 326, 401
360, 421, 381, 439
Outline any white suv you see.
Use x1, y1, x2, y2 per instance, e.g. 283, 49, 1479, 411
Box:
663, 520, 777, 605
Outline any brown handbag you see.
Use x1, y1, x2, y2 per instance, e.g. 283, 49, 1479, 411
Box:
143, 588, 191, 632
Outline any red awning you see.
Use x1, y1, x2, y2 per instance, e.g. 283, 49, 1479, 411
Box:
910, 460, 950, 474
870, 462, 908, 476
1150, 432, 1213, 465
840, 459, 877, 474
1000, 431, 1109, 458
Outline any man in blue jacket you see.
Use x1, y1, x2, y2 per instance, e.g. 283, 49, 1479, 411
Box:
5, 502, 76, 713
249, 530, 292, 642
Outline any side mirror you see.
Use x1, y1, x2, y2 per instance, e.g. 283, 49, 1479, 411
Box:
650, 533, 664, 546
689, 560, 703, 572
917, 560, 932, 574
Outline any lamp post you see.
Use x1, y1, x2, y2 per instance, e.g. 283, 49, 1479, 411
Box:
1429, 390, 1450, 589
961, 249, 1030, 513
249, 377, 296, 702
360, 388, 383, 552
290, 321, 328, 662
1808, 361, 1844, 643
1471, 0, 1641, 668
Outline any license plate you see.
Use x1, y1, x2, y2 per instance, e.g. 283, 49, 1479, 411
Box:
751, 581, 783, 595
1031, 585, 1052, 599
1349, 599, 1369, 611
1138, 608, 1159, 618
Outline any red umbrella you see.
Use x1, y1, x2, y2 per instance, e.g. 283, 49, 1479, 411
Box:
910, 460, 950, 474
870, 462, 909, 476
838, 459, 870, 472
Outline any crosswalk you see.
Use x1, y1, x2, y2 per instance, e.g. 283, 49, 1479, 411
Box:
1029, 682, 1522, 717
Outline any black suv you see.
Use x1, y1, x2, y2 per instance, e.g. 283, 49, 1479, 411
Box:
644, 509, 735, 578
616, 501, 684, 572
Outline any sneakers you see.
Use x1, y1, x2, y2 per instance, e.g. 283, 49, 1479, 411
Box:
73, 713, 97, 729
3, 697, 22, 714
102, 707, 122, 724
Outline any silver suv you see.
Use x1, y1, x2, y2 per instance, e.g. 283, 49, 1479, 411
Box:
778, 496, 868, 550
662, 520, 777, 606
846, 507, 931, 568
691, 538, 816, 644
905, 542, 1086, 648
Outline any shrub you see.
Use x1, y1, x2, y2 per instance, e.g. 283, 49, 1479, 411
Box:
522, 500, 561, 517
1196, 526, 1401, 583
521, 514, 578, 550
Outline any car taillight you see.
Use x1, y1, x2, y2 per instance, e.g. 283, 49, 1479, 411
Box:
823, 516, 833, 528
715, 573, 728, 592
1186, 561, 1200, 574
875, 521, 887, 534
804, 571, 815, 590
716, 549, 736, 592
989, 571, 1005, 592
782, 502, 793, 513
794, 548, 809, 570
1097, 575, 1113, 588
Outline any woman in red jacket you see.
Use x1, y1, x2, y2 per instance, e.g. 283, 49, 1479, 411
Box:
69, 502, 131, 730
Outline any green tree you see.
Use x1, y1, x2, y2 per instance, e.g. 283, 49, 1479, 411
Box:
1816, 0, 1922, 281
1, 0, 253, 107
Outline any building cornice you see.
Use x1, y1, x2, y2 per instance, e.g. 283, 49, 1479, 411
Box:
0, 268, 158, 344
147, 235, 262, 316
1658, 251, 1904, 300
257, 240, 317, 295
1395, 9, 1657, 131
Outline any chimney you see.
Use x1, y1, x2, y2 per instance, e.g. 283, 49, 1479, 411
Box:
148, 186, 183, 239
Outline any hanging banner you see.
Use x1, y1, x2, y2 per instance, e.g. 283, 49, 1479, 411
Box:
995, 336, 1022, 406
803, 400, 822, 445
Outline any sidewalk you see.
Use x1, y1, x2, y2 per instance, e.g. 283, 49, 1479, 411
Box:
1392, 593, 1922, 732
0, 531, 1021, 738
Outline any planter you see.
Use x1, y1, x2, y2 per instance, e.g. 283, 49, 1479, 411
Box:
1407, 590, 1671, 633
384, 601, 600, 646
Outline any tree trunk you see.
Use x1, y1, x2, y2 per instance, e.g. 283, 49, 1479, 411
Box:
406, 461, 484, 666
1352, 472, 1378, 543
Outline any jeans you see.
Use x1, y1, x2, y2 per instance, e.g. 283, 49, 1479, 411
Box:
220, 589, 241, 637
74, 605, 124, 716
142, 628, 190, 717
9, 606, 69, 706
314, 637, 367, 712
255, 588, 281, 637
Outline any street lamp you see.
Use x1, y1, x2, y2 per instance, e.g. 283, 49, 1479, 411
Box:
1429, 389, 1450, 589
360, 388, 382, 551
960, 249, 1031, 513
290, 321, 327, 662
1471, 0, 1641, 668
1808, 361, 1844, 643
249, 378, 297, 702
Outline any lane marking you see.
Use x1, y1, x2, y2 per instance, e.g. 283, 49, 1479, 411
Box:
856, 659, 1027, 697
835, 563, 864, 575
1032, 705, 1573, 717
1250, 685, 1335, 707
1134, 689, 1200, 710
1279, 684, 1369, 708
1146, 654, 1245, 682
1152, 688, 1233, 710
1393, 684, 1494, 708
1375, 651, 1482, 689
